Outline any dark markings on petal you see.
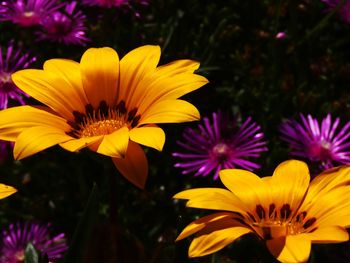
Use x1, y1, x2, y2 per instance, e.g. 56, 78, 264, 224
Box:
303, 217, 316, 229
296, 211, 307, 222
73, 111, 85, 124
131, 115, 141, 128
85, 104, 94, 116
256, 205, 265, 220
268, 204, 276, 218
280, 204, 292, 220
98, 100, 108, 117
116, 100, 127, 114
67, 120, 80, 130
247, 212, 256, 222
128, 108, 138, 121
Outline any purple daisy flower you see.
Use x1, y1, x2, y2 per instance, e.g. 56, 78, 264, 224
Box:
172, 111, 268, 180
0, 41, 36, 109
36, 1, 89, 45
0, 0, 61, 27
1, 222, 68, 262
280, 113, 350, 170
322, 0, 350, 23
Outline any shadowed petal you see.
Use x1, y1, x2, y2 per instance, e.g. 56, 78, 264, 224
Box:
112, 141, 148, 189
189, 225, 252, 257
80, 47, 119, 108
270, 160, 310, 213
176, 212, 236, 241
97, 126, 129, 158
119, 45, 160, 109
12, 67, 85, 120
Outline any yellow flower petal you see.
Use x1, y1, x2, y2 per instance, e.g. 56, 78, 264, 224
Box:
112, 141, 148, 189
0, 106, 70, 141
97, 126, 129, 158
14, 126, 72, 160
307, 226, 349, 243
59, 135, 103, 152
176, 212, 235, 241
139, 99, 200, 125
189, 225, 252, 258
0, 184, 17, 199
305, 165, 350, 205
43, 58, 88, 107
301, 187, 350, 228
219, 169, 269, 211
156, 59, 200, 75
275, 235, 311, 263
80, 47, 119, 108
129, 126, 165, 151
119, 45, 160, 108
270, 160, 310, 214
174, 188, 246, 214
12, 67, 85, 120
137, 73, 208, 114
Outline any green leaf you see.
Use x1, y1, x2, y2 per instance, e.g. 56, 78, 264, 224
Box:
63, 183, 99, 263
24, 243, 39, 263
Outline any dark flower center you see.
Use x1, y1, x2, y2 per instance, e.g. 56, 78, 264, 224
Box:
211, 143, 231, 161
248, 203, 317, 238
308, 141, 332, 161
66, 100, 140, 138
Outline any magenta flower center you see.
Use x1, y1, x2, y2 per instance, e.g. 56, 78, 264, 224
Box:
308, 141, 332, 161
16, 11, 40, 26
211, 143, 231, 161
0, 72, 12, 87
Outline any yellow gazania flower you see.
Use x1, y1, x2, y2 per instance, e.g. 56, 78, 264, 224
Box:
0, 184, 17, 199
174, 160, 350, 263
0, 45, 208, 188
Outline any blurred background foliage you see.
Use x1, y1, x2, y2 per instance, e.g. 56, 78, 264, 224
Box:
0, 0, 349, 262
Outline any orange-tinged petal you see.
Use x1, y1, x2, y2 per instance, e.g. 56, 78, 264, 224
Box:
189, 226, 252, 257
301, 187, 350, 228
156, 59, 200, 75
137, 73, 208, 114
307, 226, 349, 243
0, 106, 70, 141
80, 47, 119, 108
305, 165, 350, 206
219, 169, 270, 211
174, 188, 246, 214
112, 141, 148, 189
43, 58, 88, 106
12, 68, 84, 120
119, 45, 160, 108
0, 184, 17, 199
59, 135, 103, 152
275, 235, 311, 263
97, 126, 129, 158
270, 160, 310, 214
176, 212, 234, 241
14, 126, 72, 160
129, 126, 165, 151
139, 99, 200, 125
